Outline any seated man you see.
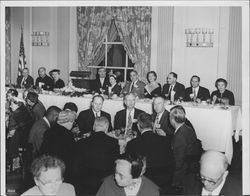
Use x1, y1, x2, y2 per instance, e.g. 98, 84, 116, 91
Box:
96, 153, 159, 196
91, 67, 110, 94
26, 91, 46, 121
21, 155, 76, 196
28, 106, 61, 157
49, 69, 65, 90
114, 93, 144, 135
40, 111, 76, 182
35, 67, 53, 91
183, 150, 242, 196
162, 72, 185, 102
120, 70, 146, 99
16, 68, 34, 89
73, 116, 119, 194
126, 112, 174, 189
184, 75, 210, 102
76, 95, 112, 134
169, 105, 203, 188
152, 96, 174, 137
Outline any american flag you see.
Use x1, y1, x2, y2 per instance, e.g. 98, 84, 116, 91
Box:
18, 26, 26, 76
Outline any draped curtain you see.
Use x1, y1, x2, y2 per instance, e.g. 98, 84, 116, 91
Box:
77, 7, 152, 78
5, 7, 11, 83
77, 7, 112, 70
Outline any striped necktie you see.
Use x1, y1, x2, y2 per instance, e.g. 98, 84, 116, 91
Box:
127, 111, 133, 130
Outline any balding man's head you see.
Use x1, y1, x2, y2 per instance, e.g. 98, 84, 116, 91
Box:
153, 96, 165, 114
200, 150, 228, 192
93, 116, 109, 133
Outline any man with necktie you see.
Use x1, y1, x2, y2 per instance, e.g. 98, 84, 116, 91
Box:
16, 68, 34, 89
76, 95, 112, 134
162, 72, 185, 102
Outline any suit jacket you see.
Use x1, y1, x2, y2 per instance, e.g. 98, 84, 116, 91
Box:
107, 83, 122, 96
152, 109, 175, 137
96, 175, 159, 196
121, 80, 146, 98
76, 109, 112, 134
172, 123, 203, 186
28, 118, 50, 155
35, 75, 54, 91
184, 86, 210, 101
16, 75, 34, 89
211, 89, 235, 105
32, 100, 46, 121
162, 82, 185, 101
126, 131, 174, 187
91, 77, 110, 94
114, 108, 144, 134
183, 173, 242, 196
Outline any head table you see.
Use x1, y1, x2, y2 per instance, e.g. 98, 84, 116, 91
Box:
17, 90, 242, 164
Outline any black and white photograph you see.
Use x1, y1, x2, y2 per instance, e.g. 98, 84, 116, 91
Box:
1, 1, 249, 196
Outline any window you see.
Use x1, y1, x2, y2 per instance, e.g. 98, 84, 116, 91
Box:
89, 21, 134, 82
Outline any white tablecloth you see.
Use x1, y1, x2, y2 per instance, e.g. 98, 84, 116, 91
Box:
37, 94, 242, 164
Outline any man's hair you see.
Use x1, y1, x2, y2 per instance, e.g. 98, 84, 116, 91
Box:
45, 106, 61, 118
123, 92, 136, 102
215, 78, 228, 88
169, 72, 178, 79
7, 89, 18, 97
191, 75, 200, 82
22, 67, 29, 72
38, 67, 46, 72
63, 102, 78, 113
116, 153, 146, 179
27, 91, 39, 104
130, 70, 138, 76
92, 94, 104, 102
137, 112, 153, 130
31, 155, 66, 179
170, 105, 186, 123
93, 116, 109, 132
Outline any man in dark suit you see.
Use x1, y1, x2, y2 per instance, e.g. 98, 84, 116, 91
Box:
120, 70, 146, 99
28, 106, 61, 157
91, 67, 110, 94
35, 67, 53, 91
114, 93, 144, 135
126, 112, 174, 189
76, 95, 112, 134
169, 105, 203, 188
73, 116, 120, 194
16, 68, 34, 89
152, 96, 174, 137
184, 75, 210, 102
162, 72, 185, 102
183, 150, 242, 196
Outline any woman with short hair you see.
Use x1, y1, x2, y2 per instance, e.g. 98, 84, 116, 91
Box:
144, 71, 161, 99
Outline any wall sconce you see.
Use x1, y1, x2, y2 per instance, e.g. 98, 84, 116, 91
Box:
32, 31, 49, 46
185, 28, 214, 47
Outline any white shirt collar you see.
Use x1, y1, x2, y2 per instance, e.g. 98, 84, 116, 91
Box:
202, 171, 229, 195
92, 109, 101, 117
124, 177, 142, 196
141, 128, 152, 135
100, 78, 105, 86
43, 116, 50, 128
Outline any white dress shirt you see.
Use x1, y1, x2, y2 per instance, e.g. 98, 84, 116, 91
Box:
100, 78, 105, 87
92, 109, 101, 117
126, 108, 135, 128
43, 116, 50, 128
124, 177, 142, 196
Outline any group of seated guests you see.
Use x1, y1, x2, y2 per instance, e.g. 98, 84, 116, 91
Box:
5, 85, 241, 195
15, 66, 235, 105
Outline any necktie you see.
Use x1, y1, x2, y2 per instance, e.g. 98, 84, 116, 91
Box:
193, 88, 197, 100
168, 85, 173, 99
208, 192, 212, 196
95, 112, 99, 118
153, 114, 160, 132
129, 82, 134, 93
21, 78, 26, 87
127, 111, 133, 130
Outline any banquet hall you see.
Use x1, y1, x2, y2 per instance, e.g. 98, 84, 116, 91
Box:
2, 2, 249, 196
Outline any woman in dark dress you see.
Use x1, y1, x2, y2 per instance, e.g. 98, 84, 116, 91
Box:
211, 78, 235, 105
144, 71, 161, 99
107, 74, 122, 96
49, 69, 65, 90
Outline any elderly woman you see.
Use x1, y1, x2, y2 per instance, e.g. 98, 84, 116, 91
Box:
96, 153, 159, 196
7, 97, 34, 171
144, 71, 161, 99
107, 74, 122, 96
21, 155, 76, 195
211, 78, 235, 105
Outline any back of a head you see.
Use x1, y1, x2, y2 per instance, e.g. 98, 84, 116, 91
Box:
93, 116, 109, 132
63, 102, 78, 113
45, 106, 61, 118
137, 112, 153, 130
27, 91, 39, 104
200, 150, 228, 175
170, 105, 186, 124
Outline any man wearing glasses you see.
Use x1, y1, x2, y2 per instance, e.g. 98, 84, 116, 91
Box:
183, 150, 242, 195
21, 155, 76, 195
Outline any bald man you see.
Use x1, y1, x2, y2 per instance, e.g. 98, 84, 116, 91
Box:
183, 150, 242, 195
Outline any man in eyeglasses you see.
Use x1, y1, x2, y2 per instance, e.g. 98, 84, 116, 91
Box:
183, 150, 242, 195
21, 155, 75, 195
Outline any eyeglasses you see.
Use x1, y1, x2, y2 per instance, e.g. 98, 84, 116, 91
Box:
199, 174, 223, 186
38, 178, 63, 187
